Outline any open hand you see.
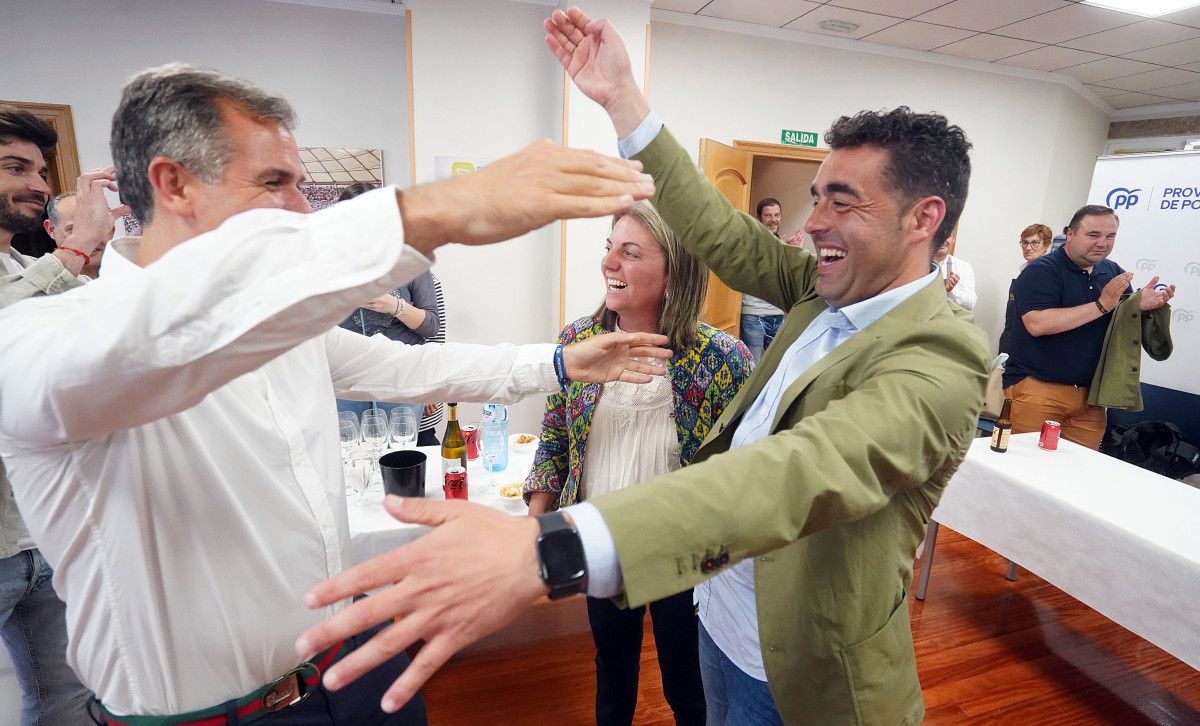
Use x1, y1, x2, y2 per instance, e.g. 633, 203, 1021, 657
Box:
296, 496, 547, 713
1138, 275, 1176, 311
562, 331, 671, 383
1099, 271, 1135, 311
400, 140, 653, 255
783, 230, 805, 248
545, 7, 649, 137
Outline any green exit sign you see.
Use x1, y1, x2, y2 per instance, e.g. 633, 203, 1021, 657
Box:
781, 129, 818, 147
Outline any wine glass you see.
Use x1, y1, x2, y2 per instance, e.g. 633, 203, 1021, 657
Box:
339, 418, 360, 466
361, 417, 388, 494
389, 408, 418, 450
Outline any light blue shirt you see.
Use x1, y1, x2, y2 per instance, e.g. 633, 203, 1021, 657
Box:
567, 109, 936, 680
695, 271, 937, 680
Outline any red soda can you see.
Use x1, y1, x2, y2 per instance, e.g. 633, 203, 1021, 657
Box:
444, 466, 468, 500
462, 425, 479, 460
1039, 420, 1061, 450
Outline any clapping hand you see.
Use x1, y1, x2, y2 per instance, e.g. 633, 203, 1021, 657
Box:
1098, 271, 1135, 312
944, 272, 961, 293
363, 294, 398, 314
1138, 275, 1176, 311
67, 167, 130, 256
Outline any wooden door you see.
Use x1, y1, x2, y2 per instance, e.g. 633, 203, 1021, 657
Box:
698, 138, 753, 337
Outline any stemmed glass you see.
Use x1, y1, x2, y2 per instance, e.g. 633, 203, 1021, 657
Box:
339, 418, 360, 466
389, 408, 418, 450
360, 416, 388, 496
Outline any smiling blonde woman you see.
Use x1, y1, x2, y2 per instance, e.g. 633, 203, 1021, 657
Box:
524, 200, 753, 726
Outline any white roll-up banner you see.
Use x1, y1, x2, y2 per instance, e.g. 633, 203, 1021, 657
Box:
1087, 151, 1200, 397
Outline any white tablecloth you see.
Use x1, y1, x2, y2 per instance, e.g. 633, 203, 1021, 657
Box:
930, 432, 1200, 670
346, 444, 536, 565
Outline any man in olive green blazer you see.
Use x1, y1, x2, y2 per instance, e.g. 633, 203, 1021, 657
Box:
298, 10, 990, 725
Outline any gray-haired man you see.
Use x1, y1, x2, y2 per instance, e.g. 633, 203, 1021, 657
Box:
0, 65, 662, 725
44, 191, 116, 278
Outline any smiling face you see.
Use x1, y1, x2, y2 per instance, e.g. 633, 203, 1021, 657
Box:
758, 203, 781, 235
186, 100, 309, 235
804, 145, 935, 309
0, 138, 51, 240
601, 215, 669, 326
1064, 213, 1117, 270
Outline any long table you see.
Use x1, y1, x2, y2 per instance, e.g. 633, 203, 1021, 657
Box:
916, 432, 1200, 670
346, 444, 535, 565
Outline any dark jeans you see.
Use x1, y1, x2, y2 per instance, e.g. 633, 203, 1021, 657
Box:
586, 591, 705, 726
0, 548, 92, 726
89, 619, 427, 726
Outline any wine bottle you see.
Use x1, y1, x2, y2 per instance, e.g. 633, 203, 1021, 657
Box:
441, 402, 468, 473
990, 398, 1013, 453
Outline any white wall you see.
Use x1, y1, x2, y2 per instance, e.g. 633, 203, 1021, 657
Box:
0, 0, 409, 183
648, 20, 1110, 351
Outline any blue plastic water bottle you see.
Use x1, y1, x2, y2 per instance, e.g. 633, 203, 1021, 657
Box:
481, 403, 509, 472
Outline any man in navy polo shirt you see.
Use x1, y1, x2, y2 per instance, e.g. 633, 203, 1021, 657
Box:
1003, 204, 1172, 448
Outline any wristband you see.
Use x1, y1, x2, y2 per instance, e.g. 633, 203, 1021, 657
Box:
394, 297, 403, 318
553, 344, 569, 389
1095, 300, 1109, 315
58, 246, 91, 266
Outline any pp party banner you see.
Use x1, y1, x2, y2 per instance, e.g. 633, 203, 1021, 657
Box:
1088, 151, 1200, 396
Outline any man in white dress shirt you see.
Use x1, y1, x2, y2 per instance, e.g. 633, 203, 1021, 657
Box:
0, 65, 664, 725
934, 234, 977, 310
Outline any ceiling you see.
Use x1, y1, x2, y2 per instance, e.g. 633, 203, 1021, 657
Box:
652, 0, 1200, 114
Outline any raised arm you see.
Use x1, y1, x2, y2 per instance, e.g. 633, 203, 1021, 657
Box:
547, 7, 813, 309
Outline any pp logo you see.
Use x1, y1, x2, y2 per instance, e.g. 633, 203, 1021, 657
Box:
1105, 187, 1141, 210
1136, 258, 1157, 271
1173, 309, 1195, 324
1186, 262, 1200, 277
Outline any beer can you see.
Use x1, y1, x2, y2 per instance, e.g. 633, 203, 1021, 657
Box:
1039, 420, 1061, 450
462, 425, 479, 460
444, 466, 468, 500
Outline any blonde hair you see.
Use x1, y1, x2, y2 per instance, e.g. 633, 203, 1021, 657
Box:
592, 200, 708, 351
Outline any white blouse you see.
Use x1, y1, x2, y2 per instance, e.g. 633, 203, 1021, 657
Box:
580, 369, 681, 501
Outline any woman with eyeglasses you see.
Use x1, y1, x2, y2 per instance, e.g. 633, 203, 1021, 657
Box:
999, 223, 1053, 354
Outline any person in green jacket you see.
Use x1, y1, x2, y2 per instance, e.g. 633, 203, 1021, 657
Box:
297, 8, 989, 726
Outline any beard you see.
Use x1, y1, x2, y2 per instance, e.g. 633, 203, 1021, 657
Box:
0, 193, 47, 235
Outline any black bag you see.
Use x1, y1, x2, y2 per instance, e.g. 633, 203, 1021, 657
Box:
1101, 421, 1200, 481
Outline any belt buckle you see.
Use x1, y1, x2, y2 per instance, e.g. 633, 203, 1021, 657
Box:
262, 662, 318, 713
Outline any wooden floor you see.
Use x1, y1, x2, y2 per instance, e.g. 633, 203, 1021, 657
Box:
422, 528, 1200, 725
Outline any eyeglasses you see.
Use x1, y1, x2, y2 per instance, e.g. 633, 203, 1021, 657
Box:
1018, 240, 1044, 249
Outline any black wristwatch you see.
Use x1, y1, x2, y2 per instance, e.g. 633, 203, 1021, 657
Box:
534, 511, 588, 600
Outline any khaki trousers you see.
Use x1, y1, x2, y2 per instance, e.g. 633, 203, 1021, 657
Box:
1004, 376, 1107, 450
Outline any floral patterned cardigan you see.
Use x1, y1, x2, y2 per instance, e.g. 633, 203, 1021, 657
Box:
524, 315, 754, 509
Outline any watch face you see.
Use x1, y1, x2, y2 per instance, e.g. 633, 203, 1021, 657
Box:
539, 528, 586, 585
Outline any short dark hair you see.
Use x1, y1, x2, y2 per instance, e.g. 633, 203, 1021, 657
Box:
825, 106, 971, 250
0, 105, 58, 156
755, 197, 781, 218
337, 181, 378, 202
1067, 204, 1118, 231
111, 63, 296, 225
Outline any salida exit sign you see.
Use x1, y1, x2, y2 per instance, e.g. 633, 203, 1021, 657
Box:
781, 129, 818, 147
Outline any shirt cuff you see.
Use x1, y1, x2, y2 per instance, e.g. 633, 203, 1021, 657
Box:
513, 343, 560, 394
617, 111, 663, 160
563, 502, 623, 598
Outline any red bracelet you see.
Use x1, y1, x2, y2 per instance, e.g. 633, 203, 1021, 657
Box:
58, 246, 92, 266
